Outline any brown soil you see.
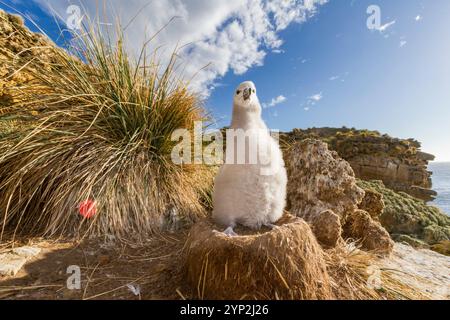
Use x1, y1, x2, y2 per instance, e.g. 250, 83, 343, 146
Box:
0, 231, 192, 300
1, 229, 449, 300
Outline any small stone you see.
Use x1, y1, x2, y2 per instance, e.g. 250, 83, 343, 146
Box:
310, 210, 342, 247
0, 253, 27, 276
12, 246, 41, 258
98, 255, 110, 266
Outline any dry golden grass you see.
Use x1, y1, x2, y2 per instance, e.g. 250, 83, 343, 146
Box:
325, 243, 430, 300
0, 20, 213, 240
0, 222, 435, 300
183, 214, 430, 300
183, 215, 332, 300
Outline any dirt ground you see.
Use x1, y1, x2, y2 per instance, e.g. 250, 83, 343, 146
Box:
1, 228, 449, 300
0, 230, 193, 300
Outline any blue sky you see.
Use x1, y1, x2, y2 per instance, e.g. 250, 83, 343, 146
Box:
2, 0, 450, 160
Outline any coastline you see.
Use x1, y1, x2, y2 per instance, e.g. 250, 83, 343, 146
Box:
429, 162, 450, 215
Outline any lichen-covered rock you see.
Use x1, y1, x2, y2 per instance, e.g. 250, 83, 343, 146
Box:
285, 139, 364, 221
357, 179, 450, 246
343, 209, 394, 255
285, 139, 393, 255
0, 245, 41, 276
0, 253, 26, 276
282, 127, 436, 201
309, 210, 342, 247
1, 10, 61, 107
358, 189, 385, 219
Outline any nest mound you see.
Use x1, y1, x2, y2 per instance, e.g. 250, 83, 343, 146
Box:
183, 214, 332, 300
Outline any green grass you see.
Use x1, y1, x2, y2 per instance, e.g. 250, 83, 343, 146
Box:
357, 179, 450, 245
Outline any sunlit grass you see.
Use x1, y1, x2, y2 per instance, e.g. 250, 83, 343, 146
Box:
0, 17, 213, 240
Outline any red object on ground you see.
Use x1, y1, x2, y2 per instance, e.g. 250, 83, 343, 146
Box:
78, 200, 97, 219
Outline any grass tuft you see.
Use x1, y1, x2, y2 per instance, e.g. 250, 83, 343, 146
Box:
0, 19, 213, 240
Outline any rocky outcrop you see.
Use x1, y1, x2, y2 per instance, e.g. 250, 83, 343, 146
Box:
282, 127, 437, 202
309, 210, 342, 247
285, 139, 393, 255
357, 179, 450, 248
359, 188, 385, 219
285, 139, 364, 220
342, 209, 394, 253
0, 11, 62, 109
1, 10, 65, 137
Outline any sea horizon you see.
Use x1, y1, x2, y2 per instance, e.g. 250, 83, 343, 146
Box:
429, 161, 450, 215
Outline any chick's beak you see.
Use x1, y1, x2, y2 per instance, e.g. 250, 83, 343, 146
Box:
243, 88, 252, 101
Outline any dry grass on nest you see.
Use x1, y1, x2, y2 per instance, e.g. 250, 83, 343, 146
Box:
0, 19, 213, 240
182, 214, 430, 300
325, 242, 431, 300
183, 215, 333, 300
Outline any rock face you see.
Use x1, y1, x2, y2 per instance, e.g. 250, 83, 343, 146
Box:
285, 139, 365, 220
0, 10, 60, 109
359, 188, 385, 219
285, 139, 393, 254
309, 210, 342, 247
342, 209, 394, 253
358, 179, 450, 247
283, 127, 436, 202
381, 243, 450, 299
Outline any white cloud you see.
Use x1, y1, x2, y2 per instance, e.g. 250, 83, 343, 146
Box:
302, 92, 322, 110
263, 95, 287, 108
329, 71, 349, 82
377, 20, 396, 33
34, 0, 327, 95
415, 15, 423, 22
266, 0, 328, 31
399, 40, 407, 48
309, 92, 323, 102
272, 49, 285, 54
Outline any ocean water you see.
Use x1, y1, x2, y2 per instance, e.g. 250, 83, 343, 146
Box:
429, 162, 450, 215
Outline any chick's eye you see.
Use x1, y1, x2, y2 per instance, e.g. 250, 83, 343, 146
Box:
252, 89, 255, 93
236, 90, 241, 95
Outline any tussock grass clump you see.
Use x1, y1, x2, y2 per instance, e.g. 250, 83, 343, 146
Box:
0, 24, 213, 240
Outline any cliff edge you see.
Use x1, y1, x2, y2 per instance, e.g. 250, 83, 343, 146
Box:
283, 127, 437, 202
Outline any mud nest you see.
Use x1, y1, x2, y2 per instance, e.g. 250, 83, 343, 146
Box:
183, 214, 332, 300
